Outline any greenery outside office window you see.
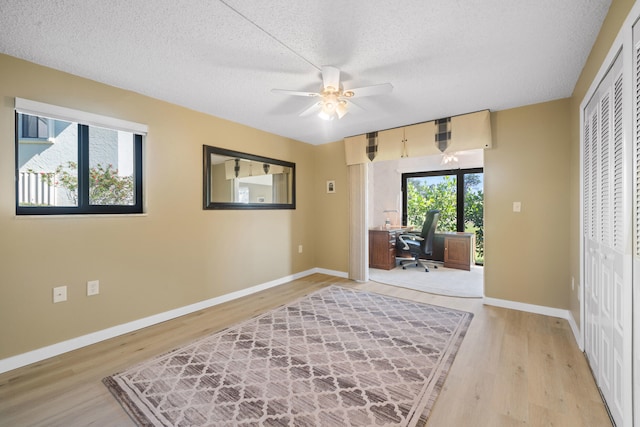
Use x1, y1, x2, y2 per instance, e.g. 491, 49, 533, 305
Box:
15, 99, 146, 215
402, 168, 484, 264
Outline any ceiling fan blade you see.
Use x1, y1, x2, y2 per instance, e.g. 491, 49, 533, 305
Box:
271, 88, 320, 97
344, 99, 365, 113
299, 101, 322, 117
343, 82, 393, 98
321, 66, 340, 91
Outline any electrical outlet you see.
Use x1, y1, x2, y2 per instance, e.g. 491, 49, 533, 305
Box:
87, 280, 100, 296
513, 201, 521, 212
298, 245, 303, 254
53, 286, 67, 303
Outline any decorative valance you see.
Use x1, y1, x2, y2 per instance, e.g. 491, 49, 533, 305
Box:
224, 158, 289, 179
344, 110, 491, 165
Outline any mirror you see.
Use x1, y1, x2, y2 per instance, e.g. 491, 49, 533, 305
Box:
203, 145, 296, 209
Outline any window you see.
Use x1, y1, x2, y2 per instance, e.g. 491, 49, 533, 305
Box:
15, 98, 146, 215
402, 168, 484, 263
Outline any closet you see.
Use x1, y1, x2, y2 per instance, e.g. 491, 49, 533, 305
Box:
581, 12, 639, 427
633, 18, 640, 426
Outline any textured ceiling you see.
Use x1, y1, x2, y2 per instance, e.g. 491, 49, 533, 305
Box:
0, 0, 611, 145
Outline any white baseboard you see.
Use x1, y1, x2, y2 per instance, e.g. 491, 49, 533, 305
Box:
567, 310, 584, 351
0, 267, 347, 374
6, 270, 588, 375
483, 297, 583, 348
314, 268, 348, 278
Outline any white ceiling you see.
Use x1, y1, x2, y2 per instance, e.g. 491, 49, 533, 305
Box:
0, 0, 611, 145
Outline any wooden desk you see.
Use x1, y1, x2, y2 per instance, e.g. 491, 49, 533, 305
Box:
370, 228, 475, 271
369, 227, 412, 270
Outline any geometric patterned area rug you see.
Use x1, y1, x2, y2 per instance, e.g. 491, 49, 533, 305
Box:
103, 286, 473, 426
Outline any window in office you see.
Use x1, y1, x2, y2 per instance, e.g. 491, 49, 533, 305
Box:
402, 168, 484, 263
15, 99, 146, 215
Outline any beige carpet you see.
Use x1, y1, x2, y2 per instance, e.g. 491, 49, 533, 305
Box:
369, 263, 483, 298
104, 285, 473, 426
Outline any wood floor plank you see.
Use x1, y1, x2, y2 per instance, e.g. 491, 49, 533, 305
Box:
0, 274, 612, 426
491, 330, 529, 422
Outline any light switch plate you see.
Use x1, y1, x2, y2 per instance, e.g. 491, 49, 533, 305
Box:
513, 201, 521, 212
87, 280, 100, 296
53, 286, 67, 303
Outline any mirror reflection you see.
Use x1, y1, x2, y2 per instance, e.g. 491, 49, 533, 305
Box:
203, 145, 295, 209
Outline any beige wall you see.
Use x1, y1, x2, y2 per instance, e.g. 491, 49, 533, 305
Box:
484, 100, 571, 308
210, 162, 232, 202
0, 54, 319, 359
1, 0, 634, 361
311, 141, 349, 273
567, 0, 635, 328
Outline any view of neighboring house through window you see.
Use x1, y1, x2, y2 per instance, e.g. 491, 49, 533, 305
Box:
402, 168, 484, 264
15, 100, 145, 215
20, 113, 51, 139
17, 114, 78, 207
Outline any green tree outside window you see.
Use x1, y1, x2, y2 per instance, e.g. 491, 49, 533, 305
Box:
52, 161, 134, 205
406, 173, 484, 263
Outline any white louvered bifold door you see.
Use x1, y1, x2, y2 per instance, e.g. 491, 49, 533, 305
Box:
633, 20, 640, 426
583, 50, 632, 426
584, 95, 601, 382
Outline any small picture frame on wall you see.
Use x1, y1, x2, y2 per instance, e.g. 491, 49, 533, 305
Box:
326, 180, 336, 193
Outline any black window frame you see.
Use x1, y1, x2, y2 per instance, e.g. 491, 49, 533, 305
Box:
401, 167, 483, 230
15, 113, 144, 215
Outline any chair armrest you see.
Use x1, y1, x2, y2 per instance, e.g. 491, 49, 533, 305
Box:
397, 234, 423, 251
399, 234, 424, 241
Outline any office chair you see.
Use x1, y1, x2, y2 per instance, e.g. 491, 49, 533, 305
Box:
397, 209, 440, 272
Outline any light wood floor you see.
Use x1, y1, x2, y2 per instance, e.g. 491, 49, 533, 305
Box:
0, 274, 611, 426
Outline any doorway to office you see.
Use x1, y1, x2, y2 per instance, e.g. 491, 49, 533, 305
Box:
366, 149, 485, 298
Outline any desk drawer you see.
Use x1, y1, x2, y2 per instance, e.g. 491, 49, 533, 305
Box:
369, 229, 401, 270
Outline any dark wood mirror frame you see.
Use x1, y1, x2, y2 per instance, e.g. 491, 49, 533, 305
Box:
203, 145, 296, 210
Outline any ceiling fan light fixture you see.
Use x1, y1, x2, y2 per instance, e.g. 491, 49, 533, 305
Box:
336, 102, 348, 119
319, 92, 343, 120
321, 100, 335, 112
318, 110, 334, 121
272, 65, 392, 121
441, 152, 459, 164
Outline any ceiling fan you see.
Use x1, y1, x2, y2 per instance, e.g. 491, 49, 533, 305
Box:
271, 66, 393, 120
